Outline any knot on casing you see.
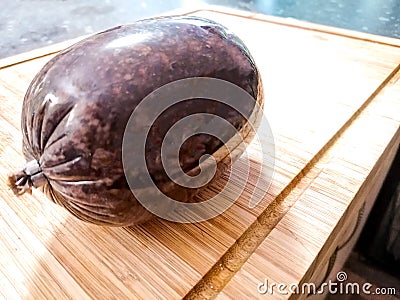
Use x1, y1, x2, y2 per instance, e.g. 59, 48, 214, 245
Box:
8, 160, 47, 195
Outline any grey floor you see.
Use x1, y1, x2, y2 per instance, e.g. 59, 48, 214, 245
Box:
328, 252, 400, 299
1, 0, 400, 59
1, 0, 400, 298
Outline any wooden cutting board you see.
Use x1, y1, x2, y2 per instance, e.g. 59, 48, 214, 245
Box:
0, 7, 399, 300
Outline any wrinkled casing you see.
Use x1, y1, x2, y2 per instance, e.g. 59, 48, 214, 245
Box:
21, 16, 261, 226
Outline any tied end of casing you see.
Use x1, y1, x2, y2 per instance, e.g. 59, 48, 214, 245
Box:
7, 160, 46, 196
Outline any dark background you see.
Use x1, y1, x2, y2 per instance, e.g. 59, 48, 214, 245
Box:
2, 0, 400, 58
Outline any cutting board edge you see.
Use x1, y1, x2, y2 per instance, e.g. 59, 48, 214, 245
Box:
1, 5, 400, 70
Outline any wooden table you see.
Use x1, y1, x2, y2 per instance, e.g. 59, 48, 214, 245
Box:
0, 7, 399, 300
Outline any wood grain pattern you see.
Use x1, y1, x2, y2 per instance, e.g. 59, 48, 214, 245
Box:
0, 8, 399, 300
217, 67, 400, 300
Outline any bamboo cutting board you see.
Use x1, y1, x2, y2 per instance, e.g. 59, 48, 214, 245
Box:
1, 7, 399, 300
